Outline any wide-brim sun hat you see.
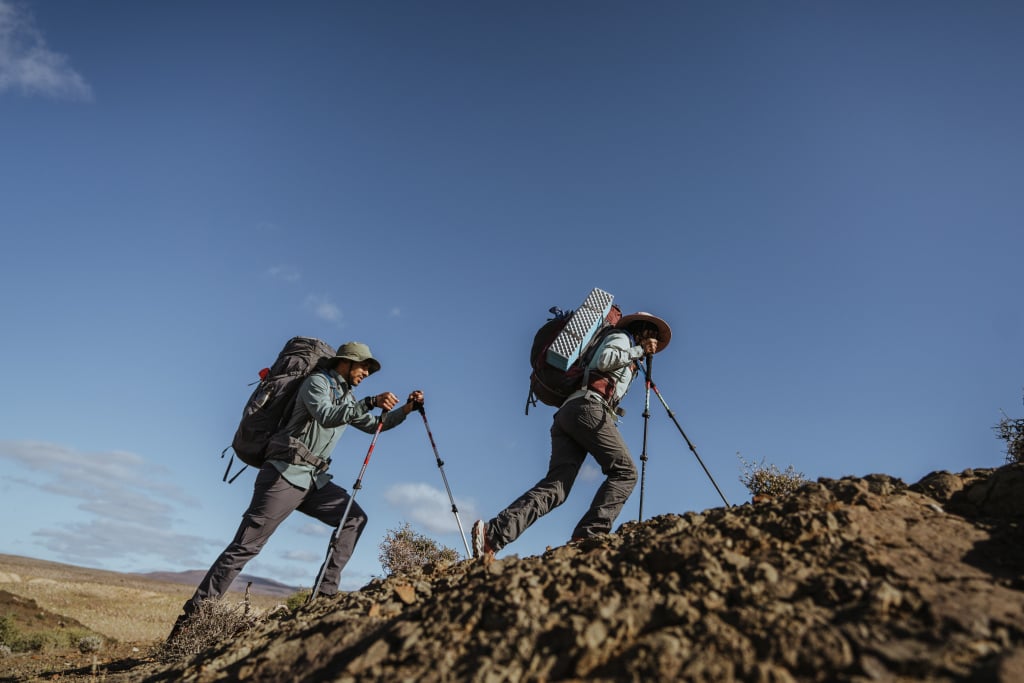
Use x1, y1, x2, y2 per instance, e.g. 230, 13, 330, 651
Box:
616, 312, 672, 352
326, 341, 381, 374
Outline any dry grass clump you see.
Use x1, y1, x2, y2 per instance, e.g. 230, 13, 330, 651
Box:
77, 634, 103, 653
738, 454, 809, 500
156, 596, 260, 662
378, 522, 460, 577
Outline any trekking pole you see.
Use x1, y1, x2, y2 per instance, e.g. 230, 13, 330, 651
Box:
308, 409, 388, 604
638, 353, 652, 521
416, 403, 471, 557
638, 364, 731, 508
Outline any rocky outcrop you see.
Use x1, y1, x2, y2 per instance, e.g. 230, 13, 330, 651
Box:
148, 464, 1024, 682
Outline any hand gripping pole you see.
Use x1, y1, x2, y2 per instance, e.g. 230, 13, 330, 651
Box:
308, 409, 388, 604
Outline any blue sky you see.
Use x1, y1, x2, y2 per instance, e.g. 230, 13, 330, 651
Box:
1, 1, 1022, 591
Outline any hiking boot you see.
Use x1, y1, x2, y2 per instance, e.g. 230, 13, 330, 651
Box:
568, 533, 608, 549
471, 520, 494, 560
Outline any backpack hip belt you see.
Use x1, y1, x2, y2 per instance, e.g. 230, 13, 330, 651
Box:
266, 433, 331, 474
586, 375, 618, 405
578, 374, 626, 417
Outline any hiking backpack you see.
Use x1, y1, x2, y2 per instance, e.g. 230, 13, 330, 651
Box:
221, 336, 336, 482
526, 288, 622, 414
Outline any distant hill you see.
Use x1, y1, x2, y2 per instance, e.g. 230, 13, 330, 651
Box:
0, 552, 298, 599
133, 569, 298, 598
0, 552, 290, 649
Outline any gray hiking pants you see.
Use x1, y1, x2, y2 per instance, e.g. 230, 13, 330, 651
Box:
487, 394, 637, 550
184, 464, 366, 614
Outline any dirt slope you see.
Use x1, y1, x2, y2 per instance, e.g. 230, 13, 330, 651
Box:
140, 464, 1024, 683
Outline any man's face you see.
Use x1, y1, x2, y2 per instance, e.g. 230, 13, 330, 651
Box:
340, 360, 374, 386
632, 323, 659, 343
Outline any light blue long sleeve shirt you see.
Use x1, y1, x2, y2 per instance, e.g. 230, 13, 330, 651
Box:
565, 329, 645, 406
270, 369, 406, 490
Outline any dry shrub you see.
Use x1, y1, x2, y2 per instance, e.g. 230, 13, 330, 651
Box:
157, 596, 260, 662
995, 405, 1024, 465
738, 454, 809, 500
78, 635, 103, 653
378, 522, 459, 577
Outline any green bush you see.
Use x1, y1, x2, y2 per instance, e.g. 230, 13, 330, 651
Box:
285, 590, 310, 613
0, 615, 15, 647
738, 454, 809, 500
378, 522, 459, 577
0, 614, 98, 653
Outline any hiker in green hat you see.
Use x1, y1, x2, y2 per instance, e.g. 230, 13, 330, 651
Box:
170, 341, 423, 639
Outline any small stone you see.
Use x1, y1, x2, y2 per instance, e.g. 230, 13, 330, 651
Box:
394, 584, 416, 604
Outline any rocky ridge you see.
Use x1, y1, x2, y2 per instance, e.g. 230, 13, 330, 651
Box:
147, 464, 1024, 682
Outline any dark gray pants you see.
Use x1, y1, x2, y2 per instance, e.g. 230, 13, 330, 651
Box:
487, 395, 637, 550
183, 463, 366, 614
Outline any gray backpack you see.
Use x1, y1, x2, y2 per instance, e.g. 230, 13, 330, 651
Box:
221, 337, 336, 482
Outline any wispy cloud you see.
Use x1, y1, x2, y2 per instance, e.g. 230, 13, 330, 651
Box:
294, 521, 329, 537
0, 440, 195, 509
34, 518, 212, 568
0, 0, 93, 100
384, 482, 477, 535
579, 461, 602, 483
389, 307, 402, 317
268, 264, 301, 283
280, 549, 320, 563
305, 294, 342, 324
0, 440, 207, 566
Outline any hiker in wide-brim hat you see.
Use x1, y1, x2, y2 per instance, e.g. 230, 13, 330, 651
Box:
616, 312, 672, 352
472, 305, 672, 560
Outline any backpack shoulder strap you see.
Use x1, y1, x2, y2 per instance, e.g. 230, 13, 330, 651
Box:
319, 369, 341, 400
581, 326, 626, 391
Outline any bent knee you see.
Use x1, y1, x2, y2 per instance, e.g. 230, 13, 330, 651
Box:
348, 503, 369, 529
613, 460, 638, 486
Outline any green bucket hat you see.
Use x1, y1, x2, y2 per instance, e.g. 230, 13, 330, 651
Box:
327, 341, 381, 374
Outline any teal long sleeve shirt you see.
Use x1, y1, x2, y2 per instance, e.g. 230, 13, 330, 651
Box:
270, 368, 407, 490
